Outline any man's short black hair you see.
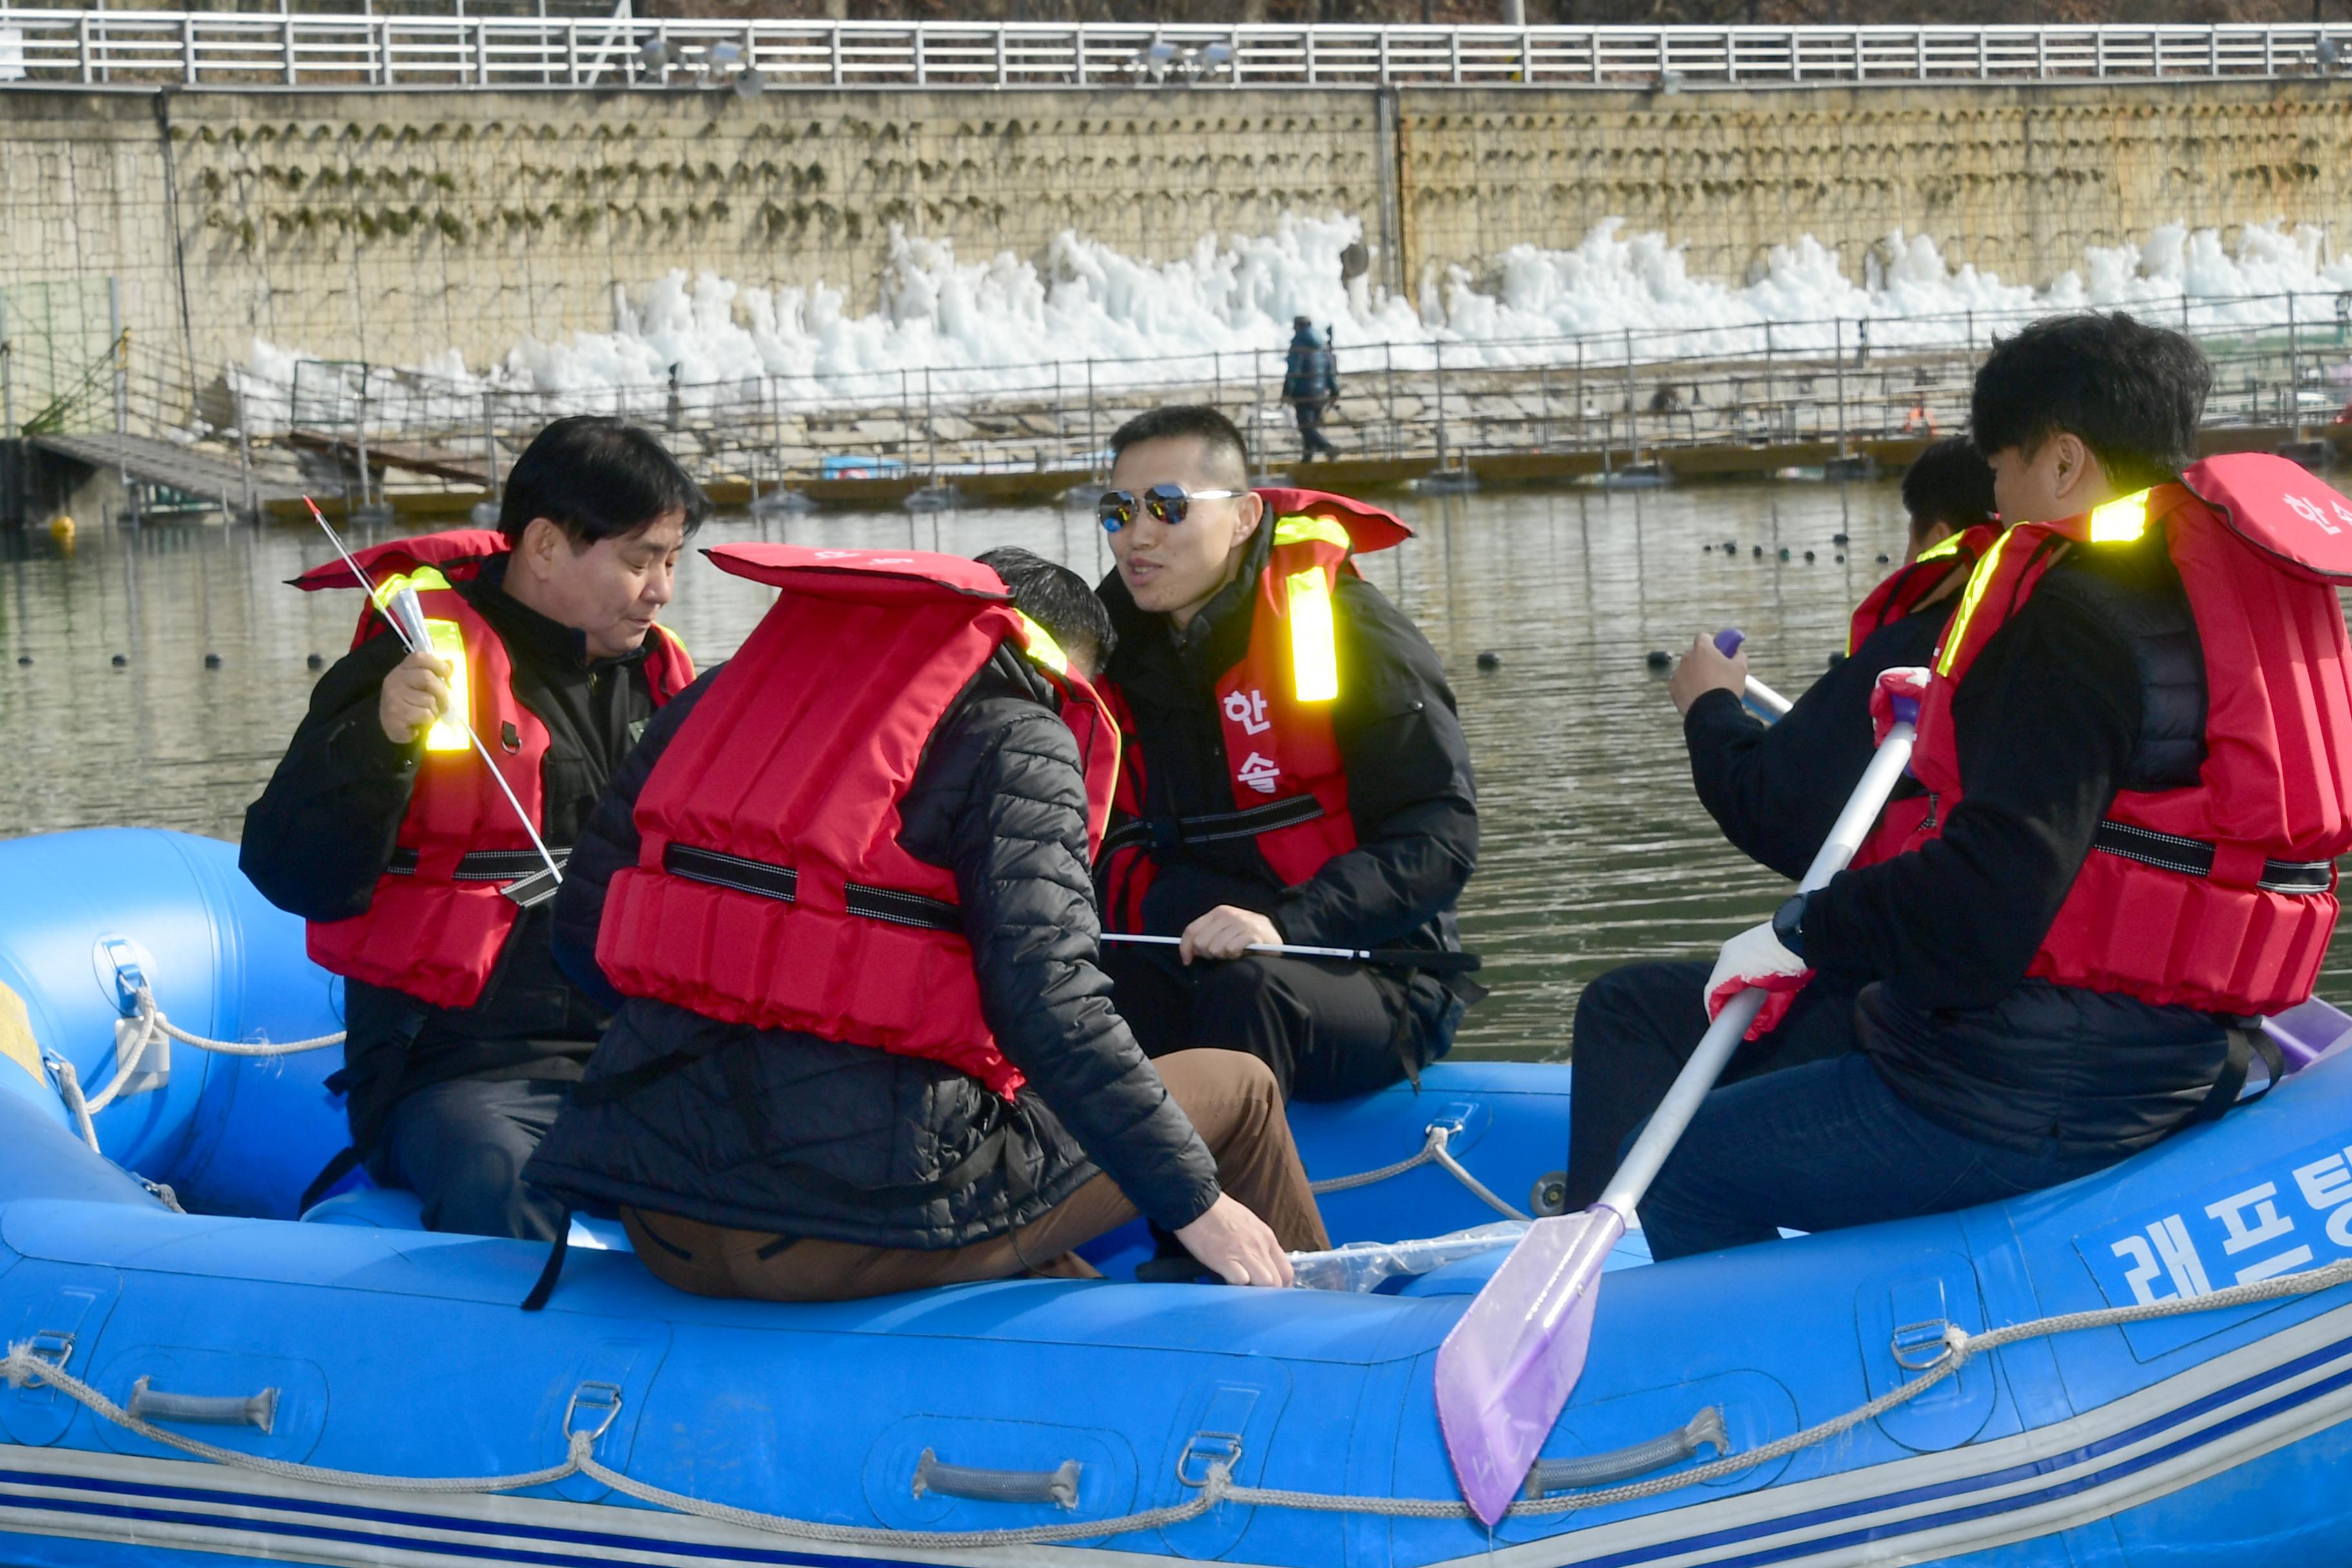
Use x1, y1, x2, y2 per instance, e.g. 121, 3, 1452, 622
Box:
975, 547, 1115, 674
1970, 313, 2211, 492
498, 415, 710, 547
1108, 405, 1250, 482
1899, 436, 1998, 540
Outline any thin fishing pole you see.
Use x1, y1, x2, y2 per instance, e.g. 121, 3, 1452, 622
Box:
302, 498, 563, 889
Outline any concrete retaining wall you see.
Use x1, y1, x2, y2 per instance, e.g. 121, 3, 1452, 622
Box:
3, 78, 2346, 379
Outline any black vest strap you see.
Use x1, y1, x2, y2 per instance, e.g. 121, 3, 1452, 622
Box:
662, 844, 961, 933
520, 1217, 571, 1311
2092, 820, 2335, 896
2190, 1026, 2288, 1125
297, 1146, 364, 1216
1099, 792, 1325, 859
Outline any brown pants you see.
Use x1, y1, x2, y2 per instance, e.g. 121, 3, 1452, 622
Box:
621, 1049, 1331, 1303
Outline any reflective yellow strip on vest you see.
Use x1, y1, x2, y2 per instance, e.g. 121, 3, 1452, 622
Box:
1275, 515, 1351, 552
422, 618, 471, 752
2087, 489, 2152, 544
1015, 612, 1069, 675
1913, 532, 1967, 562
1286, 568, 1340, 703
1936, 530, 2013, 678
369, 565, 454, 611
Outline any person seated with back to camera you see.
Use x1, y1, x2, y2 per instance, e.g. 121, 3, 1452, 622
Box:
521, 545, 1329, 1302
1562, 435, 2003, 1211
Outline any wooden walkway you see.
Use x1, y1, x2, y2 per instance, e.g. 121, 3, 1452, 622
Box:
32, 432, 305, 508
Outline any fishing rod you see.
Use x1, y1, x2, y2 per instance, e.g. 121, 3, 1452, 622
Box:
1100, 931, 1481, 975
303, 498, 564, 900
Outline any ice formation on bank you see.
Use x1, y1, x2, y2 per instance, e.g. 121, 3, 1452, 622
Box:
238, 212, 2352, 420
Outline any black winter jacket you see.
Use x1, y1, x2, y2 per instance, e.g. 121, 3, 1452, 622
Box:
1798, 528, 2231, 1157
1097, 522, 1480, 1060
1683, 609, 1950, 882
522, 646, 1221, 1249
240, 556, 662, 1154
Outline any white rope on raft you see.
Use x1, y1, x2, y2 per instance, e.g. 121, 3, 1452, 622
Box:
7, 1255, 2347, 1542
45, 986, 345, 1155
1308, 1121, 1533, 1221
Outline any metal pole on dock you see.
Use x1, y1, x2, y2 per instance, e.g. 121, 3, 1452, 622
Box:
1625, 329, 1645, 462
1760, 321, 1774, 442
235, 398, 255, 521
483, 391, 500, 502
1, 289, 13, 440
1433, 340, 1448, 472
355, 371, 373, 511
1574, 337, 1585, 454
1834, 318, 1848, 460
2290, 292, 2304, 444
923, 366, 936, 479
1086, 358, 1099, 480
110, 277, 130, 495
1384, 341, 1397, 460
769, 373, 785, 493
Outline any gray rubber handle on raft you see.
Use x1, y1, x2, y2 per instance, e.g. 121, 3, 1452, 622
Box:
129, 1375, 279, 1435
1523, 1406, 1727, 1498
913, 1448, 1083, 1510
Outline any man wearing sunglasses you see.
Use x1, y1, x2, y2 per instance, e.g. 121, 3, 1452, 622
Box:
1092, 406, 1479, 1101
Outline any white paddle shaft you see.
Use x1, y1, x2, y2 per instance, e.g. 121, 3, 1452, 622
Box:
1596, 720, 1916, 1219
1744, 675, 1794, 718
1101, 931, 1370, 963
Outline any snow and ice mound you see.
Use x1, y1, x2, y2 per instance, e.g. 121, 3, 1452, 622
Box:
230, 214, 2352, 430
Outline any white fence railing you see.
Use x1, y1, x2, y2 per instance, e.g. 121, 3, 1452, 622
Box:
2, 14, 2351, 92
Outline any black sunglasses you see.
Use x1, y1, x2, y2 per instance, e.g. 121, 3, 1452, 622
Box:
1097, 484, 1248, 534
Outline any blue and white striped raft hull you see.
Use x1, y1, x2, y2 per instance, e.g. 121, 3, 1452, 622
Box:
0, 827, 2347, 1568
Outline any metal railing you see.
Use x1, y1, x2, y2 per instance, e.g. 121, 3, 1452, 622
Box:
4, 14, 2351, 92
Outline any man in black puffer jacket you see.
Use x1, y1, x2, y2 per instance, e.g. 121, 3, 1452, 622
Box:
524, 545, 1327, 1302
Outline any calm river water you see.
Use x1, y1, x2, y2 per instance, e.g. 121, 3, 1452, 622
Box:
12, 482, 2326, 1061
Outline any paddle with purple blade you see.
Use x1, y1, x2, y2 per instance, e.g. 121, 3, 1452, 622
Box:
1712, 627, 1792, 720
1435, 704, 1922, 1526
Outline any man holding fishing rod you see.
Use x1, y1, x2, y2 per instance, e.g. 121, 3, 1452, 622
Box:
1562, 436, 2001, 1211
243, 416, 704, 1242
1089, 406, 1481, 1101
1632, 312, 2352, 1257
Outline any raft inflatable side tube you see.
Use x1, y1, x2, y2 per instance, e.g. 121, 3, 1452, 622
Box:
3, 828, 2352, 1568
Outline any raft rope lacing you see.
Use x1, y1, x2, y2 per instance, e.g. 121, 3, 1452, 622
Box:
43, 986, 344, 1155
7, 1254, 2347, 1545
1308, 1121, 1533, 1221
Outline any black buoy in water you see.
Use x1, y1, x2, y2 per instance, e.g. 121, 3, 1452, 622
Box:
1804, 551, 1816, 562
306, 652, 326, 671
1721, 540, 1737, 553
204, 653, 222, 669
1475, 651, 1502, 671
1778, 547, 1791, 561
1645, 650, 1671, 669
1876, 553, 1892, 564
111, 654, 127, 667
1751, 545, 1763, 558
14, 656, 28, 667
1832, 531, 1851, 545
1836, 554, 1847, 564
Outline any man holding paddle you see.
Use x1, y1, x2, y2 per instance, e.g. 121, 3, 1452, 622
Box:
1090, 406, 1480, 1101
1636, 313, 2352, 1258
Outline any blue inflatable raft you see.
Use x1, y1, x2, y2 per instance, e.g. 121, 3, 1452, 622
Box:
1, 827, 2349, 1567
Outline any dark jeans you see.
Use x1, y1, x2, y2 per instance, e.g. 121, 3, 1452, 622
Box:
1293, 399, 1338, 458
1636, 1052, 2124, 1260
1565, 960, 1860, 1211
1102, 945, 1414, 1101
371, 1077, 571, 1241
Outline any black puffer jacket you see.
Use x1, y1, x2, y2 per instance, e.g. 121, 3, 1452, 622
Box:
522, 646, 1221, 1249
1097, 521, 1480, 1056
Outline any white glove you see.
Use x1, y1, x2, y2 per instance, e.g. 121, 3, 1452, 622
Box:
1702, 921, 1814, 1042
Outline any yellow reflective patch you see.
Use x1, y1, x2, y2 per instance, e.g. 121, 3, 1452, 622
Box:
1936, 531, 2012, 678
2088, 489, 2152, 544
369, 565, 453, 611
1017, 612, 1069, 675
1914, 533, 1966, 562
1286, 568, 1340, 703
424, 618, 471, 752
0, 980, 41, 1084
1275, 515, 1351, 552
652, 622, 688, 660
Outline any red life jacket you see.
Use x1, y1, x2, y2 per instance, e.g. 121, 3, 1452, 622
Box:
297, 530, 696, 1010
1099, 489, 1413, 933
594, 544, 1119, 1101
1843, 523, 2003, 868
1906, 455, 2352, 1015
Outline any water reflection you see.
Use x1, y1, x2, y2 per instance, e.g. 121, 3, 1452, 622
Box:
12, 482, 2262, 1063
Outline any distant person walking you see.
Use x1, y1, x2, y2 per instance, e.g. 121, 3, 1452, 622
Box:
1282, 316, 1340, 462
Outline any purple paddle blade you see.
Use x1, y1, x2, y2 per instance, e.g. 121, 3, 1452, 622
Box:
1434, 1204, 1628, 1525
2264, 995, 2352, 1070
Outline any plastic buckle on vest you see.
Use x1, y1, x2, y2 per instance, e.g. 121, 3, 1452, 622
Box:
563, 1381, 624, 1444
2209, 842, 2269, 891
1176, 1429, 1245, 1487
1146, 817, 1185, 854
